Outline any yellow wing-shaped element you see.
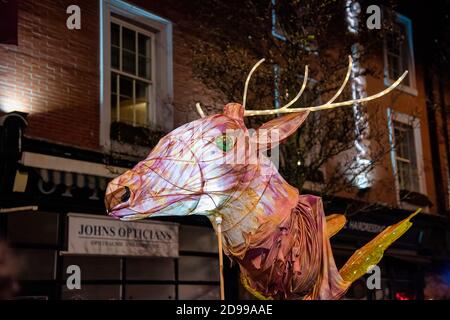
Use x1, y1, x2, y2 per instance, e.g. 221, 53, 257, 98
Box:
340, 208, 421, 283
326, 214, 347, 238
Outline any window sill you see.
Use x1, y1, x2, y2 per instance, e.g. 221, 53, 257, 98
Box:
107, 121, 166, 158
109, 139, 149, 159
385, 78, 418, 96
110, 121, 165, 147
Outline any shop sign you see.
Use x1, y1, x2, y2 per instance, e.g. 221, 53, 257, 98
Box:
345, 220, 386, 233
66, 213, 178, 257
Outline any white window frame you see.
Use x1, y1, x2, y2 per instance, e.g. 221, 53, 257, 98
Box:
271, 0, 318, 54
271, 0, 286, 41
100, 0, 173, 149
387, 108, 427, 208
383, 13, 417, 96
110, 17, 156, 126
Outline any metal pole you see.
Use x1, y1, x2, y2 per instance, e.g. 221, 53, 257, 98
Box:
215, 215, 225, 300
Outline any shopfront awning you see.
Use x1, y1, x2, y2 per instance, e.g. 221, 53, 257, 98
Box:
19, 151, 129, 198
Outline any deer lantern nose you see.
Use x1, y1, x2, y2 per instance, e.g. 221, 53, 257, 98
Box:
106, 185, 132, 211
121, 186, 131, 202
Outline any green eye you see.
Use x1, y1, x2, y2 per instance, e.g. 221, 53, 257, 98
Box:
215, 134, 234, 152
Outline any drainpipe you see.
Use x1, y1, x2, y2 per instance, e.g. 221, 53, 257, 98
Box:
0, 111, 28, 194
437, 66, 450, 216
423, 65, 446, 215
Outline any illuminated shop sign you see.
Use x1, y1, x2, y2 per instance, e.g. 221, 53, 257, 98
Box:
345, 220, 386, 233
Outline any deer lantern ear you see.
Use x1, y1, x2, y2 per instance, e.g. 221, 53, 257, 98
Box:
223, 103, 245, 120
251, 111, 310, 150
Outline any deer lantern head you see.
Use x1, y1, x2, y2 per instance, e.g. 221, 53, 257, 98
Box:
105, 57, 407, 222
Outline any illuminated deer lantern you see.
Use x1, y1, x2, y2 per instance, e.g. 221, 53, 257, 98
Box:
105, 57, 419, 300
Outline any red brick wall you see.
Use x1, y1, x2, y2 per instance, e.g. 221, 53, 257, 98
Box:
125, 0, 227, 126
0, 0, 223, 151
0, 0, 100, 150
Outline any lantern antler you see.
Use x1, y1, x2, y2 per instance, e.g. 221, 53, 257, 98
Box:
242, 58, 310, 112
242, 58, 266, 109
243, 55, 408, 117
195, 56, 407, 118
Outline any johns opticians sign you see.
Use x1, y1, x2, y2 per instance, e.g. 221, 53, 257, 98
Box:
66, 213, 179, 257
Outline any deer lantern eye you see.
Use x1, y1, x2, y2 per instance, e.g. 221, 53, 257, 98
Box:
215, 134, 234, 152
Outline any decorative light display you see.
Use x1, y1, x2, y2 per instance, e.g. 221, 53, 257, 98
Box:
346, 0, 372, 189
105, 57, 415, 300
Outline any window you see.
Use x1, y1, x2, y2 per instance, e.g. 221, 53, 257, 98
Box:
393, 122, 419, 192
100, 0, 173, 148
388, 109, 426, 206
110, 19, 154, 126
271, 0, 318, 52
384, 13, 417, 95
